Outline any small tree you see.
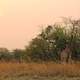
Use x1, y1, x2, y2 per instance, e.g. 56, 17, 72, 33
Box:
12, 49, 25, 63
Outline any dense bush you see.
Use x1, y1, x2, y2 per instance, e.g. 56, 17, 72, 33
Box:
25, 18, 80, 62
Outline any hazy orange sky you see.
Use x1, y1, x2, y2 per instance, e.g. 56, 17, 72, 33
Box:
0, 0, 80, 50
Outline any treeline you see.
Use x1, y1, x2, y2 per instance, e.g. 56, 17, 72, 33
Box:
0, 18, 80, 63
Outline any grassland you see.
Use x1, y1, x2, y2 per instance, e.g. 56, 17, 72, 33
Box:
0, 62, 80, 80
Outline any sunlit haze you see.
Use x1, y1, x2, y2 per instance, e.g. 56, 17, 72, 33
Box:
0, 0, 80, 50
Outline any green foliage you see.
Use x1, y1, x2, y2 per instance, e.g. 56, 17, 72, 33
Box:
25, 18, 80, 62
0, 48, 11, 62
0, 18, 80, 62
12, 49, 26, 63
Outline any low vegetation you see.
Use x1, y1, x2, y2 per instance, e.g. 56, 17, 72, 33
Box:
0, 62, 80, 80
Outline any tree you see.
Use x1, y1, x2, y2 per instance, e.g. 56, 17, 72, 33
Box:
0, 48, 11, 62
12, 49, 25, 63
25, 18, 80, 62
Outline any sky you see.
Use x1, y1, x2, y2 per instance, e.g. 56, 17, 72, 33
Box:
0, 0, 80, 50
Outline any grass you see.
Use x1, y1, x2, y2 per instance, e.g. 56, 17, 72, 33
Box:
0, 62, 80, 80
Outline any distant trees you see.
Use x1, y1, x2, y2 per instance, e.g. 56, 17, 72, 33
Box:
0, 18, 79, 63
0, 48, 27, 63
0, 48, 11, 62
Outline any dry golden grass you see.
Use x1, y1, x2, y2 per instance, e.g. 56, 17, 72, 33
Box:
0, 62, 80, 77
